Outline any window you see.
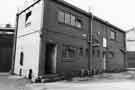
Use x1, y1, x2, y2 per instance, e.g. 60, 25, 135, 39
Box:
25, 11, 32, 23
57, 10, 83, 28
25, 11, 32, 27
65, 13, 71, 24
79, 48, 83, 56
71, 15, 76, 26
58, 11, 65, 23
92, 48, 100, 57
108, 52, 114, 58
75, 19, 82, 28
110, 30, 116, 40
62, 45, 76, 58
20, 52, 24, 66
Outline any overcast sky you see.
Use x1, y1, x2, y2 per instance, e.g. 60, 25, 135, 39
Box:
0, 0, 135, 30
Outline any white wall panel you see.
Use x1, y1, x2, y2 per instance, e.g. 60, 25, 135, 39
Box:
14, 32, 40, 78
17, 0, 44, 37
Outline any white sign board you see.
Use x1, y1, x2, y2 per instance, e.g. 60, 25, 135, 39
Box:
103, 37, 107, 47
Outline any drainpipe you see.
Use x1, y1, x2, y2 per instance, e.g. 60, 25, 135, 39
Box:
124, 32, 128, 70
88, 12, 93, 75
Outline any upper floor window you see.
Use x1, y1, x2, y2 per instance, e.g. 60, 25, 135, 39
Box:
25, 11, 32, 27
65, 13, 71, 24
75, 19, 82, 28
58, 10, 83, 29
110, 30, 116, 40
71, 15, 76, 26
58, 11, 65, 23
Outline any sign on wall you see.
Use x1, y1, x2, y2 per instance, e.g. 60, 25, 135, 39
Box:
103, 37, 107, 48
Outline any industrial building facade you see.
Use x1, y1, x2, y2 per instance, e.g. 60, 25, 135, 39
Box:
13, 0, 126, 79
0, 27, 14, 72
126, 28, 135, 68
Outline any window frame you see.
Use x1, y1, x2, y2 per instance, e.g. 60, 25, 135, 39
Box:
62, 44, 77, 59
25, 10, 32, 27
57, 10, 83, 29
57, 10, 65, 23
110, 30, 116, 40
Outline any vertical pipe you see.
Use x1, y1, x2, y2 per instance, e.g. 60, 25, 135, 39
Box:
124, 32, 127, 70
88, 12, 93, 75
90, 14, 93, 75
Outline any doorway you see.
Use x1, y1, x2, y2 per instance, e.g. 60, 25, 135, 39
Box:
45, 42, 57, 74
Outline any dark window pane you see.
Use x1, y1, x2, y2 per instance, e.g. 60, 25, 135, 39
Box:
75, 19, 82, 28
25, 11, 32, 23
20, 52, 24, 66
62, 45, 76, 58
25, 11, 32, 27
58, 11, 65, 23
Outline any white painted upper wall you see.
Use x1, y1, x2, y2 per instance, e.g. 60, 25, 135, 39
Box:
17, 0, 44, 37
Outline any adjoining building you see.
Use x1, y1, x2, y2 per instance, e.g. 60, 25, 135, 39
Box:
0, 27, 14, 72
91, 18, 126, 73
126, 28, 135, 68
12, 0, 126, 80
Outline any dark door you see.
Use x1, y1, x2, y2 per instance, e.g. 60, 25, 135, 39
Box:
45, 43, 57, 74
0, 48, 12, 72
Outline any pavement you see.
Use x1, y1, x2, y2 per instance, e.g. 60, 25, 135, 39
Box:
1, 71, 135, 90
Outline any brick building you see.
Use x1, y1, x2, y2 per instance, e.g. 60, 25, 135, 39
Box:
13, 0, 126, 79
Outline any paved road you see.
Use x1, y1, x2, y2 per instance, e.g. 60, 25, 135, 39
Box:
28, 80, 135, 90
0, 73, 31, 90
1, 71, 135, 90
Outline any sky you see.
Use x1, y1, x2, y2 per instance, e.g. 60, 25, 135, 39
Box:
0, 0, 135, 30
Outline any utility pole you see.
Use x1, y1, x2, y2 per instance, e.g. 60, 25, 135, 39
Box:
88, 7, 93, 75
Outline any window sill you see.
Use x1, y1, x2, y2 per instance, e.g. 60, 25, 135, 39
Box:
58, 22, 83, 30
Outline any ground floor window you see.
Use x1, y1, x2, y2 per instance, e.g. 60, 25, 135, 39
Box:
92, 47, 100, 57
62, 45, 76, 58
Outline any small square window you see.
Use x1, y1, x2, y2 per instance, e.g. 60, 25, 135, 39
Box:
110, 30, 116, 40
25, 11, 32, 27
